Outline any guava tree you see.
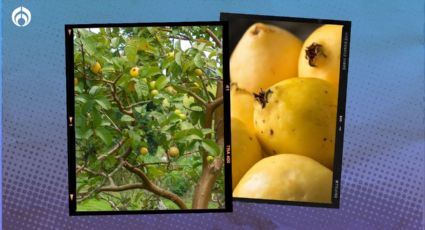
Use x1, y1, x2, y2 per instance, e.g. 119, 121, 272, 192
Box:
73, 25, 224, 210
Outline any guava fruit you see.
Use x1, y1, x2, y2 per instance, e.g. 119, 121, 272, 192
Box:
230, 83, 255, 130
253, 78, 337, 169
230, 23, 302, 93
231, 118, 263, 190
233, 154, 333, 203
299, 25, 343, 90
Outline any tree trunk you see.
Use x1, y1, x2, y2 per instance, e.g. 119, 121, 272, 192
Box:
192, 82, 224, 209
192, 158, 223, 208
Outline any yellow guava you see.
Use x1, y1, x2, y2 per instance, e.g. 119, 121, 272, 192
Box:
130, 67, 140, 77
178, 114, 186, 121
140, 147, 148, 155
90, 62, 101, 74
231, 118, 263, 190
194, 68, 203, 76
150, 89, 159, 96
230, 83, 255, 130
165, 86, 177, 95
149, 81, 156, 89
253, 78, 337, 169
230, 23, 302, 93
298, 24, 343, 90
168, 147, 179, 157
233, 154, 333, 203
207, 155, 214, 163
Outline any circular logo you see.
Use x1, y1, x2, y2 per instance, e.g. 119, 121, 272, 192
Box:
11, 6, 31, 27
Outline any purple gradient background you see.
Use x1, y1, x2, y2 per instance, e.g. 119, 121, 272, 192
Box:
2, 0, 424, 229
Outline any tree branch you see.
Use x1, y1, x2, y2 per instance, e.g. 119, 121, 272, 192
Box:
209, 97, 223, 114
205, 67, 223, 79
115, 147, 133, 160
136, 161, 170, 167
122, 161, 187, 209
75, 69, 114, 84
108, 161, 124, 177
98, 194, 120, 211
183, 105, 202, 112
77, 178, 107, 203
171, 83, 207, 105
99, 183, 146, 192
100, 109, 121, 132
206, 28, 222, 48
76, 165, 107, 177
202, 96, 224, 139
97, 138, 127, 161
199, 75, 212, 102
76, 30, 89, 92
168, 35, 192, 41
124, 100, 151, 110
192, 81, 224, 209
109, 83, 133, 116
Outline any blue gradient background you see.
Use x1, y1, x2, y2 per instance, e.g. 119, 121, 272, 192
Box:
2, 1, 424, 229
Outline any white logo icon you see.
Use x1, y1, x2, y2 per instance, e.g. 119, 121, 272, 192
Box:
11, 6, 31, 27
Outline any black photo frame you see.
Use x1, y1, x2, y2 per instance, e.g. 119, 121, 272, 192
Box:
221, 12, 351, 209
65, 21, 232, 215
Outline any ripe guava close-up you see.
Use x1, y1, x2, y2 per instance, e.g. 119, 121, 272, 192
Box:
229, 22, 343, 203
253, 78, 337, 169
233, 154, 333, 203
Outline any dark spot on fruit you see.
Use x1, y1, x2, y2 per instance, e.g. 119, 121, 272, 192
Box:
262, 119, 265, 123
249, 137, 253, 141
324, 90, 328, 94
272, 150, 277, 154
261, 131, 264, 134
323, 138, 327, 141
275, 100, 278, 104
292, 128, 296, 132
305, 42, 327, 67
254, 89, 273, 108
270, 129, 274, 135
277, 116, 280, 120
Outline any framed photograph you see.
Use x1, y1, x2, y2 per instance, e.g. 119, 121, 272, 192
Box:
221, 13, 351, 208
65, 21, 231, 215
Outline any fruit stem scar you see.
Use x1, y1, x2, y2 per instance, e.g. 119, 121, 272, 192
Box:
305, 42, 326, 67
253, 89, 273, 108
251, 26, 260, 35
